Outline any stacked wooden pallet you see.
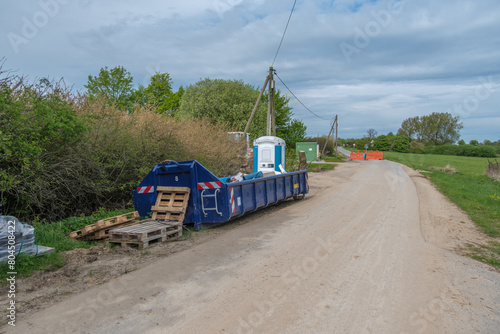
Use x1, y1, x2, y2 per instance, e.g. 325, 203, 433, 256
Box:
69, 211, 140, 240
108, 220, 182, 249
108, 186, 191, 248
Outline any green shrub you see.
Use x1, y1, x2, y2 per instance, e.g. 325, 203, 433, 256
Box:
374, 135, 390, 151
393, 136, 410, 153
425, 144, 497, 158
1, 76, 241, 222
410, 141, 425, 154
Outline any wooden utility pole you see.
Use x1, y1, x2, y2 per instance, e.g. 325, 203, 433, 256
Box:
243, 75, 270, 140
267, 67, 276, 136
335, 115, 338, 157
243, 67, 276, 140
321, 115, 337, 158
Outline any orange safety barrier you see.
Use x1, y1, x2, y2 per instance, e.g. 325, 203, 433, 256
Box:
366, 150, 383, 160
350, 151, 364, 160
350, 150, 383, 160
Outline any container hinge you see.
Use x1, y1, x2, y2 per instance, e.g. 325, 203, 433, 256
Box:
201, 188, 223, 217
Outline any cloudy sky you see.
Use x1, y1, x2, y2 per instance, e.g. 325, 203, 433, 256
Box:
1, 0, 499, 142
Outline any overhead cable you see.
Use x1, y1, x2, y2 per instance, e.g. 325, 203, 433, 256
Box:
271, 0, 297, 67
274, 71, 331, 121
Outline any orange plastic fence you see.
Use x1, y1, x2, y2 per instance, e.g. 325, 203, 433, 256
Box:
350, 150, 383, 160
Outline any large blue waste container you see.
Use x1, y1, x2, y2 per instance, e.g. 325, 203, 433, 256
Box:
133, 160, 309, 230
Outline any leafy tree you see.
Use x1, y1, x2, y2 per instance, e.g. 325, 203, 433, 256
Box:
483, 139, 493, 146
398, 116, 422, 141
132, 85, 149, 107
366, 128, 378, 139
422, 112, 462, 145
178, 78, 306, 146
374, 135, 390, 151
132, 74, 183, 114
85, 66, 134, 111
469, 139, 479, 146
164, 86, 184, 114
279, 119, 307, 148
392, 135, 410, 153
458, 139, 466, 145
144, 72, 173, 113
397, 112, 462, 145
179, 78, 265, 136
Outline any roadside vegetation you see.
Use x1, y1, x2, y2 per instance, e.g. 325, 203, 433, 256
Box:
0, 63, 313, 280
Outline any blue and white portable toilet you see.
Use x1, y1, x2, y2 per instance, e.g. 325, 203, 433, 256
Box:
253, 136, 286, 173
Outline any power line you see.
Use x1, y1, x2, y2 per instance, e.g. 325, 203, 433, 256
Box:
274, 71, 331, 121
271, 0, 297, 67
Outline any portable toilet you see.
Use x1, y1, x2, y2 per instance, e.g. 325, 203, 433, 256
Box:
253, 136, 286, 173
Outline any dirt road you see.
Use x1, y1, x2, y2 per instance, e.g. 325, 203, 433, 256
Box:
5, 160, 500, 333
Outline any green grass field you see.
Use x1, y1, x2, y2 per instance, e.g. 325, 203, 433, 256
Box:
384, 152, 500, 266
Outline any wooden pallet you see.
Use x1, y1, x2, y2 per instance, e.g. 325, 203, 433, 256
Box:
69, 211, 140, 239
151, 186, 191, 222
108, 221, 182, 249
84, 220, 142, 241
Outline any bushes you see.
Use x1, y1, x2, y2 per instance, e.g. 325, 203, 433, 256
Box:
374, 135, 390, 151
392, 136, 410, 153
425, 144, 497, 158
1, 77, 241, 222
410, 141, 425, 154
0, 79, 87, 219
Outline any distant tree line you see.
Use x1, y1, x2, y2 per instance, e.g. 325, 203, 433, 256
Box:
338, 112, 499, 157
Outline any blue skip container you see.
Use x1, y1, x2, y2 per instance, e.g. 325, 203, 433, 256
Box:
133, 160, 309, 230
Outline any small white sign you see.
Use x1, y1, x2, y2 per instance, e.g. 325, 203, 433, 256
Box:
237, 197, 241, 206
309, 148, 312, 151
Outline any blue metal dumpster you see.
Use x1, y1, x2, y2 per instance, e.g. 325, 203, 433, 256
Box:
133, 160, 309, 230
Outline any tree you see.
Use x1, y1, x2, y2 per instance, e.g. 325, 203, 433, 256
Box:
179, 78, 265, 136
421, 112, 462, 145
144, 72, 173, 113
397, 112, 462, 145
85, 66, 134, 111
367, 128, 378, 139
458, 139, 466, 145
469, 139, 479, 146
178, 78, 306, 146
374, 135, 390, 151
163, 86, 184, 114
392, 135, 410, 153
398, 116, 421, 141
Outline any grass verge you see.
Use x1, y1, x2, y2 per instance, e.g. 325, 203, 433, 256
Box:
0, 208, 134, 282
307, 163, 336, 173
384, 152, 500, 267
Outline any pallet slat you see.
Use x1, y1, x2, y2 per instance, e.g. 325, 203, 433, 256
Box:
151, 187, 191, 223
68, 211, 140, 240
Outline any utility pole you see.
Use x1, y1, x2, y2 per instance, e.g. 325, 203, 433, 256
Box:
243, 67, 276, 141
243, 75, 270, 140
267, 67, 275, 136
335, 114, 338, 157
321, 115, 337, 158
